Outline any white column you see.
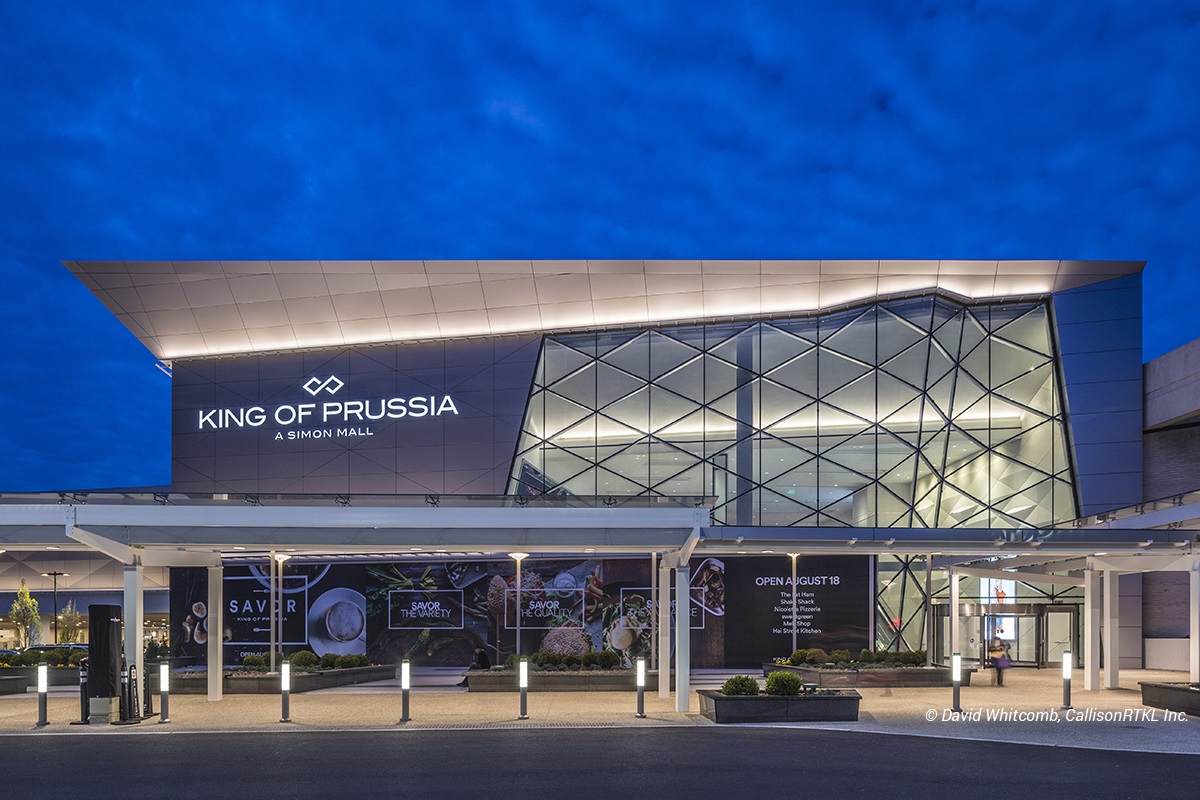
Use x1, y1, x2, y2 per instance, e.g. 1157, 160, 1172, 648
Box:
269, 551, 277, 673
949, 569, 960, 660
649, 552, 658, 672
122, 564, 144, 703
674, 563, 690, 713
924, 556, 933, 667
1084, 568, 1100, 691
657, 563, 672, 698
207, 566, 223, 701
1103, 570, 1120, 689
1190, 566, 1200, 683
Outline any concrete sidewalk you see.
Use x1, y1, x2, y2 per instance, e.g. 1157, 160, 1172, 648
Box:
1, 667, 1196, 754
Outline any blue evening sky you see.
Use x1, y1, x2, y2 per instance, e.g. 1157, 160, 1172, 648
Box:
1, 2, 1197, 491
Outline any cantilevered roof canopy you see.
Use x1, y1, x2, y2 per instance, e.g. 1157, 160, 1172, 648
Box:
65, 260, 1143, 360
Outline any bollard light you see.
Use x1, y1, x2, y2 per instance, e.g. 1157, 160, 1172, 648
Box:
1061, 651, 1072, 710
280, 660, 291, 723
518, 657, 529, 720
159, 663, 170, 724
635, 657, 646, 718
399, 659, 411, 723
951, 653, 962, 713
37, 662, 48, 727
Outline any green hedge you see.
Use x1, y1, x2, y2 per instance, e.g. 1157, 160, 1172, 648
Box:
765, 670, 804, 696
720, 675, 760, 696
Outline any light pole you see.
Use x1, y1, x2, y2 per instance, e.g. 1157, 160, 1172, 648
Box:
41, 571, 69, 644
508, 553, 529, 656
786, 554, 799, 654
273, 554, 291, 673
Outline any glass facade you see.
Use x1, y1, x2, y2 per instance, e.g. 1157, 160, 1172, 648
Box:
509, 294, 1077, 529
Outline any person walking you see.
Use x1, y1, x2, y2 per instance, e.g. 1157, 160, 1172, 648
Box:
989, 635, 1011, 686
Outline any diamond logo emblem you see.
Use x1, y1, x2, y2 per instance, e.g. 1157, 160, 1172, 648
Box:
303, 376, 345, 396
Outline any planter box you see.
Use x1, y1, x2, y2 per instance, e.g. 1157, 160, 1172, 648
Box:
0, 675, 32, 695
1139, 682, 1200, 718
0, 666, 83, 687
466, 669, 671, 692
165, 665, 396, 694
697, 689, 861, 724
762, 663, 974, 688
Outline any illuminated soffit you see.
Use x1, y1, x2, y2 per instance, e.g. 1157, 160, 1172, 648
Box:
63, 260, 1143, 361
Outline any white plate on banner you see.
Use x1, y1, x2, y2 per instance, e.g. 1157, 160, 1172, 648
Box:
307, 587, 367, 656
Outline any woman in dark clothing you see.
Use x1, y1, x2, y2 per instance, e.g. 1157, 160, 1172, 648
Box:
456, 646, 491, 687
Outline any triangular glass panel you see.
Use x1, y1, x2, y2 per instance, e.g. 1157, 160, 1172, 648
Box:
824, 372, 876, 423
879, 340, 931, 391
704, 354, 753, 403
876, 434, 918, 475
598, 439, 656, 489
951, 372, 989, 423
1051, 422, 1070, 477
957, 508, 994, 529
990, 338, 1043, 389
594, 361, 646, 409
707, 325, 758, 368
818, 348, 872, 396
823, 307, 877, 364
984, 303, 1034, 332
648, 330, 702, 379
647, 384, 702, 434
818, 307, 865, 342
760, 378, 815, 429
655, 408, 707, 442
876, 371, 919, 421
926, 370, 956, 420
656, 356, 706, 401
759, 324, 816, 373
594, 466, 649, 496
766, 348, 818, 398
567, 331, 635, 359
993, 419, 1055, 475
771, 403, 820, 441
817, 402, 871, 434
549, 362, 598, 407
650, 462, 708, 495
937, 484, 984, 526
919, 426, 950, 466
959, 309, 988, 360
1052, 478, 1077, 522
880, 396, 928, 439
600, 386, 651, 436
541, 340, 592, 388
555, 469, 598, 497
994, 362, 1056, 413
519, 391, 547, 439
885, 297, 935, 331
877, 306, 929, 363
540, 392, 592, 439
771, 316, 820, 344
539, 446, 598, 486
992, 304, 1051, 355
932, 308, 964, 362
762, 442, 818, 483
587, 415, 643, 446
821, 433, 877, 478
601, 331, 652, 379
925, 341, 956, 385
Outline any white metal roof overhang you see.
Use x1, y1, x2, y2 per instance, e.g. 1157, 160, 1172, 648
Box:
1, 498, 1192, 566
65, 259, 1144, 361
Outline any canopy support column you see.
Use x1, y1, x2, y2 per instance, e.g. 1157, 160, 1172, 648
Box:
207, 565, 223, 701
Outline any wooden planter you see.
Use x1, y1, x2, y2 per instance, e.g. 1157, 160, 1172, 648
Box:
164, 665, 396, 694
762, 663, 974, 687
697, 689, 861, 724
1139, 682, 1200, 718
465, 669, 670, 692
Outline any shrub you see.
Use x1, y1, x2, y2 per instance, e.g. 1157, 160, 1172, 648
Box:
242, 654, 266, 669
720, 675, 760, 696
320, 653, 340, 670
766, 670, 804, 696
289, 650, 319, 669
830, 649, 851, 664
597, 650, 621, 670
334, 654, 370, 669
858, 649, 875, 663
540, 652, 563, 667
788, 649, 810, 667
20, 650, 44, 666
581, 652, 599, 668
45, 648, 74, 665
806, 648, 829, 665
559, 654, 581, 668
68, 650, 87, 667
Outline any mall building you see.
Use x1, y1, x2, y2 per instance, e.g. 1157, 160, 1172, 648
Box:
1, 260, 1197, 711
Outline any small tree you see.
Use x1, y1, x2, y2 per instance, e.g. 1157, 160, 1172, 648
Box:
11, 579, 41, 649
58, 599, 85, 644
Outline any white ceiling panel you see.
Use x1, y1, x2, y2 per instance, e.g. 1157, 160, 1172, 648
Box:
63, 260, 1144, 360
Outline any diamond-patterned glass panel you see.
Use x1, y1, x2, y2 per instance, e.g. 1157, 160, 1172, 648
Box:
508, 295, 1077, 527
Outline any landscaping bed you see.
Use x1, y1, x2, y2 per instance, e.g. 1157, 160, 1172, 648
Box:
0, 666, 84, 687
466, 668, 671, 692
0, 675, 31, 695
164, 665, 396, 694
762, 663, 974, 687
698, 688, 861, 723
1139, 682, 1200, 717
